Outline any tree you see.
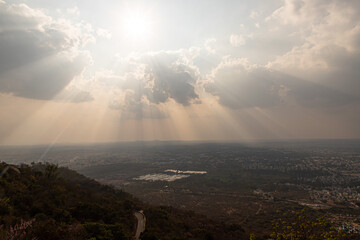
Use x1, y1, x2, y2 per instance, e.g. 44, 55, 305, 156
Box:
44, 164, 58, 180
268, 209, 354, 240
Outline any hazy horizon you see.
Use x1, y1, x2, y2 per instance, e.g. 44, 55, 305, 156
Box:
1, 138, 359, 148
1, 0, 360, 145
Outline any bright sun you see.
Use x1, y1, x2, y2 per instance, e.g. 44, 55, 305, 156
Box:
122, 10, 153, 41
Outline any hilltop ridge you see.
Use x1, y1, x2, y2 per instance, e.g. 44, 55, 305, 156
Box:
0, 162, 247, 240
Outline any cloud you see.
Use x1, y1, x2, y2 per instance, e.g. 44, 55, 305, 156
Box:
204, 38, 216, 54
205, 57, 357, 109
144, 61, 198, 105
267, 0, 360, 98
229, 34, 246, 47
206, 0, 360, 111
205, 58, 283, 109
66, 6, 80, 16
55, 85, 94, 103
250, 10, 261, 19
96, 28, 112, 39
109, 90, 167, 119
0, 1, 93, 101
186, 40, 222, 77
97, 50, 202, 118
140, 51, 201, 106
268, 0, 360, 26
105, 50, 201, 114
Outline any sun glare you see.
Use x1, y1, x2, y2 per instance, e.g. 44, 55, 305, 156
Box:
122, 10, 154, 41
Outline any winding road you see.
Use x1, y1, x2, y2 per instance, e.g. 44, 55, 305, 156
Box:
134, 211, 146, 240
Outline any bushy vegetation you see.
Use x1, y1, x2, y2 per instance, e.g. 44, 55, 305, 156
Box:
0, 162, 135, 239
0, 162, 247, 240
267, 209, 357, 240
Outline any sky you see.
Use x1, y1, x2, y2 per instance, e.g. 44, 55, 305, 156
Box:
0, 0, 360, 145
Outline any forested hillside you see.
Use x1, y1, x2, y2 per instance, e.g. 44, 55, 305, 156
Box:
0, 162, 247, 240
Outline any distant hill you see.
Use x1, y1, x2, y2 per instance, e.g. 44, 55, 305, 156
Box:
0, 162, 247, 240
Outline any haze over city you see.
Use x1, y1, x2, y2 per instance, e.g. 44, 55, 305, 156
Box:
1, 0, 360, 145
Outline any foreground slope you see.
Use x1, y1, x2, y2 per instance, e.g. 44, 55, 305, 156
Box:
0, 162, 247, 240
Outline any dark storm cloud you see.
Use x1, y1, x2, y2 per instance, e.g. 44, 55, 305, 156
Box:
0, 1, 93, 102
